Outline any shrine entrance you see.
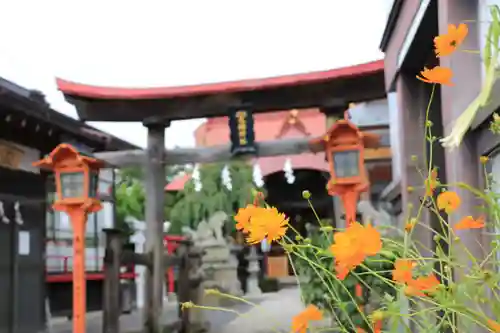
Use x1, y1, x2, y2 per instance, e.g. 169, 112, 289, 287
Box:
264, 168, 332, 278
56, 59, 389, 333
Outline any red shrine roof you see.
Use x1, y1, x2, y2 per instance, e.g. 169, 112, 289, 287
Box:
56, 60, 385, 122
166, 173, 191, 192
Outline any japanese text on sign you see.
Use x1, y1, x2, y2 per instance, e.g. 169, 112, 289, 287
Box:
236, 111, 248, 145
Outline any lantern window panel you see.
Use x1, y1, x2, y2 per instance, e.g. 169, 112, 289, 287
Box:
332, 150, 360, 178
60, 171, 86, 199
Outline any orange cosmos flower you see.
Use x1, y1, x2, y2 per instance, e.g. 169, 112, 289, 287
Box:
234, 204, 259, 233
246, 206, 289, 245
392, 259, 415, 284
434, 23, 468, 57
330, 223, 382, 280
405, 274, 440, 297
291, 305, 323, 333
416, 66, 454, 86
425, 168, 439, 196
487, 319, 500, 332
454, 215, 485, 230
405, 218, 416, 232
437, 191, 461, 214
373, 319, 383, 333
331, 227, 365, 279
335, 265, 350, 280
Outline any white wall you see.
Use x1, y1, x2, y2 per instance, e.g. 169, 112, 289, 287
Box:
478, 0, 500, 81
490, 151, 500, 265
387, 92, 401, 180
45, 192, 115, 272
349, 98, 390, 127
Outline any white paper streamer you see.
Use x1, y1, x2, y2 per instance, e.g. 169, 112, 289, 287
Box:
192, 164, 202, 192
252, 162, 265, 188
221, 164, 232, 191
283, 158, 295, 184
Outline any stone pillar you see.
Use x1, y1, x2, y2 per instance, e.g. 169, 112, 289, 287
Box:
438, 0, 486, 276
245, 246, 262, 295
437, 3, 486, 332
396, 73, 433, 257
143, 123, 168, 333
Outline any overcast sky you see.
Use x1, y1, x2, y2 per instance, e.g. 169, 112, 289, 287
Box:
0, 0, 393, 149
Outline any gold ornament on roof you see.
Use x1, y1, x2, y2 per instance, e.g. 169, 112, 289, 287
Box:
288, 109, 299, 124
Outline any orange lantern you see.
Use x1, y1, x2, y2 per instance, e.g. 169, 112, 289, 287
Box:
311, 110, 379, 226
33, 143, 103, 333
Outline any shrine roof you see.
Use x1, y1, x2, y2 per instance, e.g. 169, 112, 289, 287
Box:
56, 60, 385, 122
165, 173, 191, 192
0, 77, 138, 152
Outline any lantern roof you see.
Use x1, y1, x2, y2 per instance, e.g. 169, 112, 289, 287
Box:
309, 111, 381, 153
33, 143, 104, 170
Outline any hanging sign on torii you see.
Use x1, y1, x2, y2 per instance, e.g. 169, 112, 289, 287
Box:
228, 106, 257, 157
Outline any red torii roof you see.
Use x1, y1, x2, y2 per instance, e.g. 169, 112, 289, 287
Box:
57, 60, 384, 100
56, 60, 385, 122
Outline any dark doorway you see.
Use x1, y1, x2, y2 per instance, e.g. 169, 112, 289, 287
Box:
263, 169, 334, 277
0, 168, 46, 333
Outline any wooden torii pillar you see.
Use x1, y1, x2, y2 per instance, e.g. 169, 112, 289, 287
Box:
143, 122, 168, 333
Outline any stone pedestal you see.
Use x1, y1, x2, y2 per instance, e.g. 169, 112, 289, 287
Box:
246, 246, 262, 295
183, 212, 243, 311
201, 242, 242, 297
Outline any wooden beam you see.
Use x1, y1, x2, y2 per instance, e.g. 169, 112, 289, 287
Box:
102, 228, 122, 333
364, 147, 392, 160
95, 137, 315, 167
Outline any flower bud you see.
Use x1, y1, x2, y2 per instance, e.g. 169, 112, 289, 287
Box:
371, 310, 385, 321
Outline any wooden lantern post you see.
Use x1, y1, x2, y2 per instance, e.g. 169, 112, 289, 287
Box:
312, 108, 380, 226
33, 144, 103, 333
311, 107, 380, 331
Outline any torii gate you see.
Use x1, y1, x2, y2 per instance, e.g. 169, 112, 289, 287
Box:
56, 60, 386, 333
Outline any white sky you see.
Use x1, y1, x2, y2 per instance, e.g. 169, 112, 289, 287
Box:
0, 0, 393, 149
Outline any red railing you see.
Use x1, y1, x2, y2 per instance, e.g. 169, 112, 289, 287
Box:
45, 253, 136, 283
164, 235, 186, 293
45, 236, 186, 285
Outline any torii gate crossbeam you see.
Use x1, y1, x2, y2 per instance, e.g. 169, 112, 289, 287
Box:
94, 126, 390, 167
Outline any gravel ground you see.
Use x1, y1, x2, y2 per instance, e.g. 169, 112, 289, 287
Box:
219, 288, 332, 333
49, 303, 179, 333
49, 298, 262, 333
